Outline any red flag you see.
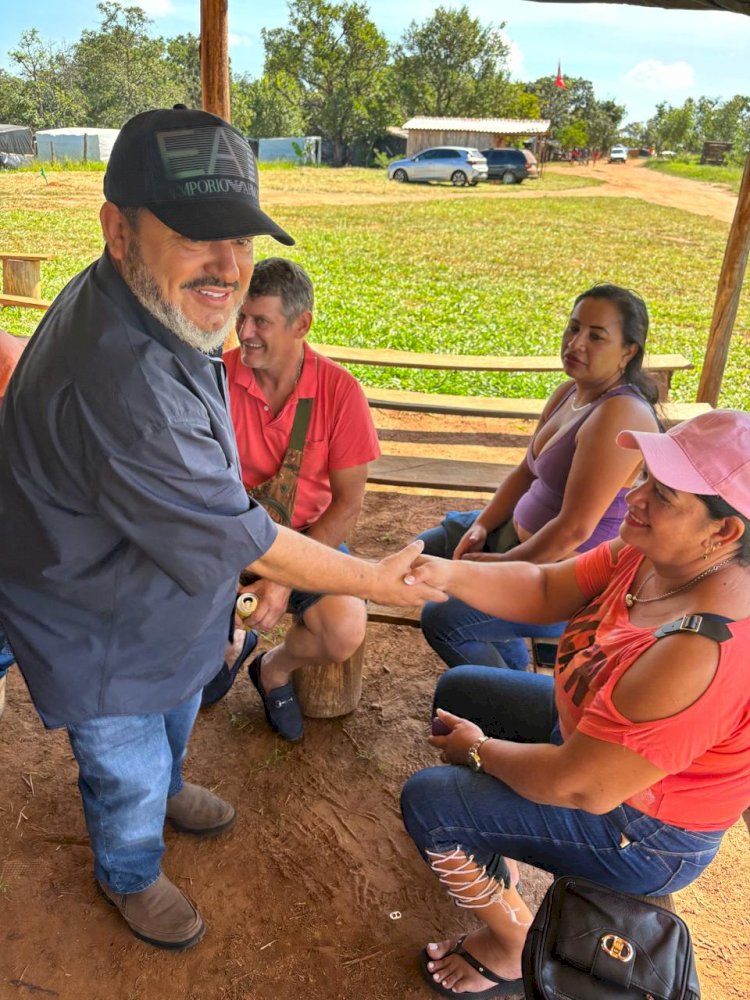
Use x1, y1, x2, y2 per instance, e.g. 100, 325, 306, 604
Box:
555, 61, 566, 89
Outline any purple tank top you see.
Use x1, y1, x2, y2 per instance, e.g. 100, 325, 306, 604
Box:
513, 384, 650, 552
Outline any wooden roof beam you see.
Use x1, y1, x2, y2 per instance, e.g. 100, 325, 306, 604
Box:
697, 153, 750, 407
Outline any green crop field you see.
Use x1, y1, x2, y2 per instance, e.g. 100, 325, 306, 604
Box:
1, 166, 748, 408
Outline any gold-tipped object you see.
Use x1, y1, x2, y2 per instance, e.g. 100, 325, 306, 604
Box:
235, 592, 259, 620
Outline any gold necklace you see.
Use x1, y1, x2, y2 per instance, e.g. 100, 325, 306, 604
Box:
624, 555, 737, 609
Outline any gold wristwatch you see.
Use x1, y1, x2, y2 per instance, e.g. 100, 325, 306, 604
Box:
467, 736, 491, 772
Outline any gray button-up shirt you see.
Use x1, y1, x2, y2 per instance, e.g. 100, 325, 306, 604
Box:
0, 253, 277, 727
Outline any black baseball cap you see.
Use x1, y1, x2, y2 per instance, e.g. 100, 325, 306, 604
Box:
104, 106, 294, 245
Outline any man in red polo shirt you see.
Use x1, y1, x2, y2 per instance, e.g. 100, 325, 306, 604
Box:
202, 258, 380, 741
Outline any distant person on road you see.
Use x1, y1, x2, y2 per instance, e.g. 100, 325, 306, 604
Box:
418, 284, 661, 671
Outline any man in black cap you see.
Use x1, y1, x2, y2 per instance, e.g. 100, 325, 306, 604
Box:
0, 107, 441, 950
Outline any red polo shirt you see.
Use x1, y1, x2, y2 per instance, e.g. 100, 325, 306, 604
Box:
0, 329, 25, 401
224, 342, 380, 531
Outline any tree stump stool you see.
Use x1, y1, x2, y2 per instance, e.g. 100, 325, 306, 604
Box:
0, 253, 55, 300
292, 640, 365, 718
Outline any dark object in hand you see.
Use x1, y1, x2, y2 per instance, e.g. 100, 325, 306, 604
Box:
431, 717, 452, 736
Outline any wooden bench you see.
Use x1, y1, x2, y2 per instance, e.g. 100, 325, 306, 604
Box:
363, 384, 710, 426
311, 343, 692, 397
0, 293, 51, 311
307, 343, 706, 496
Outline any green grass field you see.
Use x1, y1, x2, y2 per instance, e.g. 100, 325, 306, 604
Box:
645, 158, 745, 195
1, 166, 748, 408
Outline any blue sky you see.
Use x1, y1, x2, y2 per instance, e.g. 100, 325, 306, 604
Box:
1, 0, 748, 124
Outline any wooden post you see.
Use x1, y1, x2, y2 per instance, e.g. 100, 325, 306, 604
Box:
0, 254, 53, 299
292, 641, 365, 718
697, 153, 750, 406
200, 0, 231, 122
4, 260, 42, 299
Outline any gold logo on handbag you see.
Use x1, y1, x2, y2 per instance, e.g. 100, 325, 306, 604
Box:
600, 934, 635, 962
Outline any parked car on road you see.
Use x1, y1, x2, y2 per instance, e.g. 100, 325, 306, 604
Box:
387, 147, 488, 186
480, 147, 539, 184
608, 144, 628, 163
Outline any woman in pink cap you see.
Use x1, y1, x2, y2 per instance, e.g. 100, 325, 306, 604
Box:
401, 409, 750, 999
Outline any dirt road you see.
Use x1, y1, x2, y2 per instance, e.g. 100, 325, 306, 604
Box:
541, 159, 737, 224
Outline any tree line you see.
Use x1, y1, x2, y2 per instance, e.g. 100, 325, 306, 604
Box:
0, 1, 747, 167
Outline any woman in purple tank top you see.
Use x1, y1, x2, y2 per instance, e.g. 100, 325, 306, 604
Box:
419, 284, 661, 669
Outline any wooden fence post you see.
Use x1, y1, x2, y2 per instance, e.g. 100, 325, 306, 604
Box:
697, 153, 750, 406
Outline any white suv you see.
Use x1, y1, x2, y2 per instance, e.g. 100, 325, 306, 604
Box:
388, 147, 488, 186
609, 145, 628, 164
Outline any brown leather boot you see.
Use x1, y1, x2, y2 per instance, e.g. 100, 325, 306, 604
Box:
99, 873, 205, 950
166, 782, 235, 837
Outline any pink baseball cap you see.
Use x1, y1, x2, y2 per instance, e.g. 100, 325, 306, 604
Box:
617, 409, 750, 519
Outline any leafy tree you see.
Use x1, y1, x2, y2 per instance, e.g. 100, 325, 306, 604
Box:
529, 75, 624, 152
262, 0, 394, 165
164, 33, 202, 110
8, 29, 86, 129
232, 73, 307, 137
586, 99, 626, 151
529, 75, 597, 136
393, 6, 512, 118
647, 99, 698, 153
558, 120, 588, 152
73, 2, 181, 126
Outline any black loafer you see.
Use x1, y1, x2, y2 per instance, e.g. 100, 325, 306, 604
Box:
248, 653, 304, 742
201, 630, 258, 708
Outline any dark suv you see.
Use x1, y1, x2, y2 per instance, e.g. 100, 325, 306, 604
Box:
480, 148, 538, 184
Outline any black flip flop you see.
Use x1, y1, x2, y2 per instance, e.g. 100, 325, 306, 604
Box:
419, 935, 523, 998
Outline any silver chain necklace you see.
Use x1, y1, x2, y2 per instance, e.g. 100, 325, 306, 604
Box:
624, 555, 737, 609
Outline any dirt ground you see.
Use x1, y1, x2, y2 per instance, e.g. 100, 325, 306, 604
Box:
1, 166, 747, 999
1, 476, 749, 1000
259, 158, 740, 225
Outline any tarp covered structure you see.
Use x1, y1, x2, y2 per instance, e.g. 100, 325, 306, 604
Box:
0, 124, 34, 168
35, 128, 120, 164
0, 125, 33, 156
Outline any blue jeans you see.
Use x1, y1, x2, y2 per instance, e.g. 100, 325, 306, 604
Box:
419, 513, 565, 669
401, 666, 724, 897
0, 622, 15, 678
421, 597, 566, 670
67, 691, 202, 894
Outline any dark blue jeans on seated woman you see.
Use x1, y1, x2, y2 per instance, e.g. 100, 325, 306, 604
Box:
401, 666, 724, 897
418, 512, 565, 669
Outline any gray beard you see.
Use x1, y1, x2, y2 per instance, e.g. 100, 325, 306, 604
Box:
122, 240, 238, 354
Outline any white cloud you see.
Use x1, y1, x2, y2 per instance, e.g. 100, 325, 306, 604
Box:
500, 31, 526, 80
137, 0, 175, 16
624, 59, 695, 92
228, 33, 253, 48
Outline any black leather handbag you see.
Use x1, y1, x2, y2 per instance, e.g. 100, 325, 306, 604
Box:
522, 876, 700, 1000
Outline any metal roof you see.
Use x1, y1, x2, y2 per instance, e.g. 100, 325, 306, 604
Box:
402, 117, 551, 135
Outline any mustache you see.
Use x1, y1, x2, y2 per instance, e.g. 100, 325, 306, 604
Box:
181, 277, 240, 292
